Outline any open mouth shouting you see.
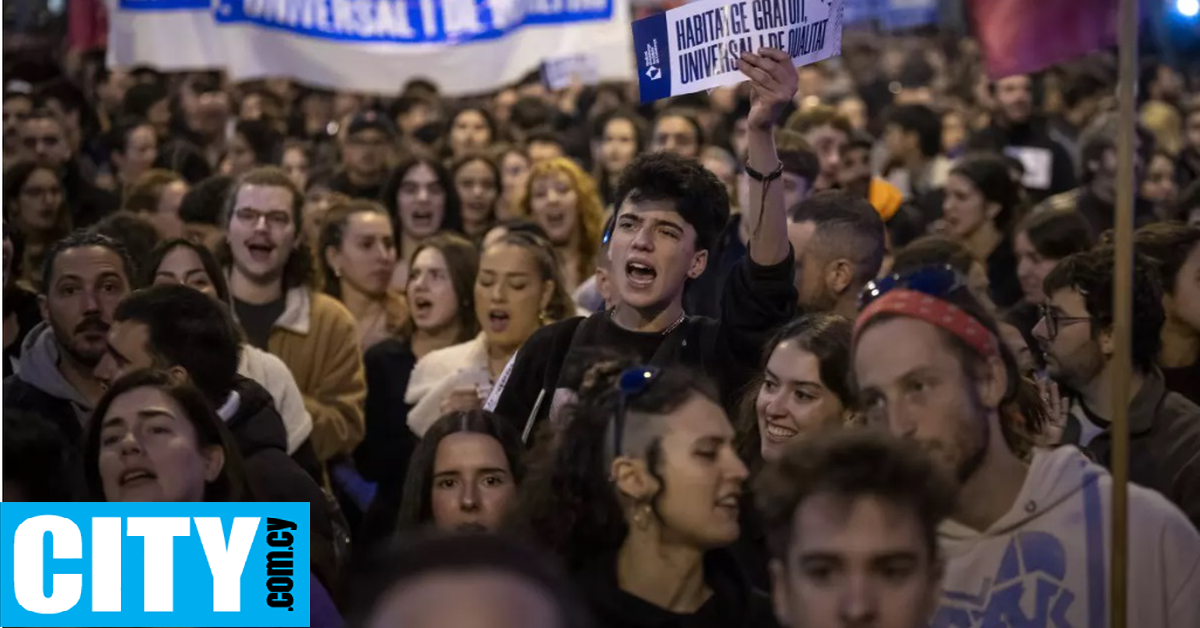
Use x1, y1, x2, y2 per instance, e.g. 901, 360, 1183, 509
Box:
624, 259, 658, 290
412, 296, 435, 320
409, 208, 439, 232
244, 238, 277, 264
486, 308, 511, 333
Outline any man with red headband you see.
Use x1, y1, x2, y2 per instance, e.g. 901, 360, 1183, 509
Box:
852, 266, 1200, 627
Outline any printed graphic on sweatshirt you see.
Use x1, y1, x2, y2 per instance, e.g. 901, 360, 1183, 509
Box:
932, 531, 1076, 628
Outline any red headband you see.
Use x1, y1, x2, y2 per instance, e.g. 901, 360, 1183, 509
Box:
854, 289, 999, 358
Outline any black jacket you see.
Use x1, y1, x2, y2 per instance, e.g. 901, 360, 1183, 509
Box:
225, 376, 348, 594
355, 338, 419, 485
493, 252, 797, 438
1064, 370, 1200, 530
2, 375, 83, 447
577, 550, 778, 628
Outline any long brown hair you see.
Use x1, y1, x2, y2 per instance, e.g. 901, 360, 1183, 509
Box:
399, 232, 481, 344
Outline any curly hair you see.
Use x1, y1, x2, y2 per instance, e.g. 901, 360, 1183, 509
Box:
1044, 246, 1165, 372
510, 364, 720, 571
613, 152, 728, 253
513, 157, 606, 286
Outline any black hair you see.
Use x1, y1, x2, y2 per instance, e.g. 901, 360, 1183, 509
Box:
122, 83, 169, 121
113, 284, 241, 407
83, 369, 250, 502
756, 428, 956, 562
1136, 221, 1200, 295
4, 161, 70, 241
510, 97, 555, 134
652, 109, 705, 146
233, 119, 283, 166
3, 409, 85, 502
382, 154, 464, 246
141, 238, 232, 303
396, 411, 524, 530
591, 109, 650, 206
348, 532, 590, 628
106, 116, 154, 158
513, 364, 722, 571
525, 127, 566, 150
613, 152, 727, 252
389, 94, 437, 124
41, 231, 136, 297
446, 106, 498, 148
790, 190, 887, 287
886, 104, 942, 158
1044, 246, 1165, 372
950, 153, 1022, 232
3, 221, 26, 297
90, 211, 161, 275
1013, 209, 1093, 261
179, 175, 235, 226
450, 152, 502, 234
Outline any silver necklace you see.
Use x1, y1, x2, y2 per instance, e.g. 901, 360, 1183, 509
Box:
609, 309, 688, 336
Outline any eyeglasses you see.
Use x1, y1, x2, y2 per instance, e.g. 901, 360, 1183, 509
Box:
1038, 304, 1090, 339
859, 264, 966, 310
233, 207, 292, 229
612, 366, 662, 457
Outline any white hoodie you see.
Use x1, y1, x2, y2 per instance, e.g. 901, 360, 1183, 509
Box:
933, 446, 1200, 628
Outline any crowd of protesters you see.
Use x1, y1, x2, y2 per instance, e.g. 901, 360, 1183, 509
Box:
4, 20, 1200, 628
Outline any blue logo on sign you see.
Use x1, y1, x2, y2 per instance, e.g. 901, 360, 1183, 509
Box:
0, 502, 310, 627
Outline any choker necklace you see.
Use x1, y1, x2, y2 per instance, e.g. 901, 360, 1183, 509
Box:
609, 309, 687, 336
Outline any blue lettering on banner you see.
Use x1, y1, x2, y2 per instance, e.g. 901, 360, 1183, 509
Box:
215, 0, 614, 43
118, 0, 211, 10
0, 502, 310, 627
632, 11, 671, 103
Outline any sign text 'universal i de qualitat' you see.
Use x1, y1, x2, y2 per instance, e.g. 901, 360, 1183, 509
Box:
633, 0, 844, 102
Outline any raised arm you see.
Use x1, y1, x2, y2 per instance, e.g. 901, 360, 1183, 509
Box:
738, 48, 799, 266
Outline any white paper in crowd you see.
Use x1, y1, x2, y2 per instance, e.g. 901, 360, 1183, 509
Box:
542, 53, 602, 90
1006, 146, 1054, 191
632, 0, 844, 102
107, 0, 634, 97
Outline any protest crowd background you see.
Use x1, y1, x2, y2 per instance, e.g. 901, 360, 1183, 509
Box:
3, 0, 1200, 626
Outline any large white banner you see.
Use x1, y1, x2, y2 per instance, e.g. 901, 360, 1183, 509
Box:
108, 0, 634, 96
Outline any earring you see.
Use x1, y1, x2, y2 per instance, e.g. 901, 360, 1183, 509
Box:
632, 504, 652, 530
334, 267, 343, 279
538, 309, 549, 326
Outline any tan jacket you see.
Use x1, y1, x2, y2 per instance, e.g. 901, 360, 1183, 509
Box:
266, 287, 366, 461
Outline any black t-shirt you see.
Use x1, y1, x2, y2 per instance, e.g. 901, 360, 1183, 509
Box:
493, 251, 798, 436
234, 297, 286, 350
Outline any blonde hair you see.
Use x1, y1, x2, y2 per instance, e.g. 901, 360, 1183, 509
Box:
513, 157, 606, 285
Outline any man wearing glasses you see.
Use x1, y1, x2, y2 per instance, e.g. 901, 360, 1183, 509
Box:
224, 167, 366, 464
1035, 245, 1200, 529
854, 264, 1199, 627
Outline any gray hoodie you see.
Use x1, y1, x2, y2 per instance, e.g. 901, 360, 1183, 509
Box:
14, 322, 95, 424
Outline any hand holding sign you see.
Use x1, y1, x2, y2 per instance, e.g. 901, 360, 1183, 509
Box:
739, 48, 798, 131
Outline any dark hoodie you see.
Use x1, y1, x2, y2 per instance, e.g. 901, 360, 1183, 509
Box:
577, 550, 778, 628
2, 322, 95, 448
222, 376, 348, 598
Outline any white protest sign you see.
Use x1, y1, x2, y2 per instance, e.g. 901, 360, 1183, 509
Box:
632, 0, 843, 102
1005, 146, 1054, 191
542, 53, 602, 90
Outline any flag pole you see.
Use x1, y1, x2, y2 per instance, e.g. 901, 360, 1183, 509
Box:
1110, 0, 1136, 625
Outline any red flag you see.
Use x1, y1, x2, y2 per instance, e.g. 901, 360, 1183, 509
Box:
969, 0, 1119, 79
